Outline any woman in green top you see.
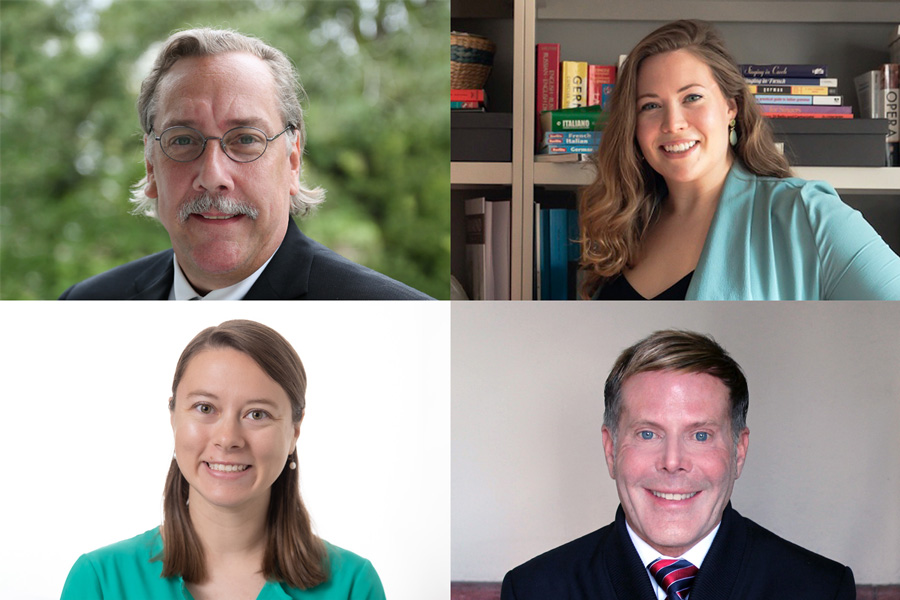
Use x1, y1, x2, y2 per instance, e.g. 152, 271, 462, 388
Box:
61, 320, 385, 600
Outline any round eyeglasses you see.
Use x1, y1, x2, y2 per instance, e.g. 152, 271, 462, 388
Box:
153, 124, 295, 163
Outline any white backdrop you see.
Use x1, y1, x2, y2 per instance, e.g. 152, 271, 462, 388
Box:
451, 301, 900, 585
0, 301, 449, 600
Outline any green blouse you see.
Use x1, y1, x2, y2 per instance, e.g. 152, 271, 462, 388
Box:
60, 528, 386, 600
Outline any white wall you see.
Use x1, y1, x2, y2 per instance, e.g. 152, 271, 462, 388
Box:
451, 302, 900, 585
0, 302, 449, 600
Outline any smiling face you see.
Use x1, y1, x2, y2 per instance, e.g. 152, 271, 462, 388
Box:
145, 52, 301, 294
170, 347, 300, 513
602, 370, 749, 557
635, 49, 737, 198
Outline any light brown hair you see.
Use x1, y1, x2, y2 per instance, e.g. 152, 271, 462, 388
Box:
579, 20, 791, 298
161, 319, 327, 589
131, 28, 324, 219
604, 329, 749, 447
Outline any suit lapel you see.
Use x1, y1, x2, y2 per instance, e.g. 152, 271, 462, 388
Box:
689, 503, 748, 600
130, 250, 175, 299
605, 506, 659, 600
244, 219, 312, 300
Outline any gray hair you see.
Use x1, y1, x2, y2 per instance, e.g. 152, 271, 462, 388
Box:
603, 330, 749, 447
130, 28, 325, 219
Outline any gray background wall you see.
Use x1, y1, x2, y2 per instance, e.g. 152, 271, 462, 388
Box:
451, 302, 900, 585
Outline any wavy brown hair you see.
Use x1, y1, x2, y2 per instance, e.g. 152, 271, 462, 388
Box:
579, 20, 791, 298
160, 319, 328, 589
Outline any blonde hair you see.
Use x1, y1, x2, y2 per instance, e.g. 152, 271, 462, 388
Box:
579, 20, 791, 298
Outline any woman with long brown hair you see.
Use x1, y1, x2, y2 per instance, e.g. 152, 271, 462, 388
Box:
580, 20, 900, 300
61, 319, 385, 600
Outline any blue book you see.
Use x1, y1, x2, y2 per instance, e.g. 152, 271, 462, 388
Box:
539, 208, 551, 300
548, 208, 568, 300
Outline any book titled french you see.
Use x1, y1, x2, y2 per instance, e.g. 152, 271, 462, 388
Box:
536, 43, 561, 146
741, 64, 827, 78
754, 94, 843, 106
542, 131, 602, 146
745, 77, 838, 87
561, 61, 588, 108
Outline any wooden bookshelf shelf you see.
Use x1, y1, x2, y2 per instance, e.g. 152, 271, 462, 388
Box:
451, 162, 514, 186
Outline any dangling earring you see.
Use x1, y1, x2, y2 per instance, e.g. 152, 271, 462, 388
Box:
729, 118, 738, 146
288, 455, 297, 470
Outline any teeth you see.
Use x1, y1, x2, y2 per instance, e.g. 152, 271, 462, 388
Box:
653, 491, 697, 501
207, 462, 248, 472
663, 141, 697, 153
200, 214, 235, 220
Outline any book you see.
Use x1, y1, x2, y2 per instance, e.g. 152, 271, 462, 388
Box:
761, 105, 853, 116
561, 61, 588, 108
539, 144, 599, 154
534, 152, 593, 163
542, 131, 603, 145
747, 85, 838, 95
741, 64, 827, 78
854, 70, 883, 119
882, 63, 899, 165
464, 197, 511, 300
451, 89, 485, 102
587, 65, 616, 106
745, 77, 838, 87
540, 105, 609, 132
535, 205, 580, 300
451, 101, 484, 109
754, 94, 843, 106
536, 43, 561, 149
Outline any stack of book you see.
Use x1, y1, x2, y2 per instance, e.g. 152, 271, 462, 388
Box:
741, 64, 852, 119
535, 43, 616, 154
451, 89, 486, 111
534, 202, 580, 300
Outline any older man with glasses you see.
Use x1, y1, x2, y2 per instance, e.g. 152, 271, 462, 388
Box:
60, 28, 430, 300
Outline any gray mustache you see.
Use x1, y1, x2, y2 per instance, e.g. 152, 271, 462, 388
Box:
178, 194, 259, 222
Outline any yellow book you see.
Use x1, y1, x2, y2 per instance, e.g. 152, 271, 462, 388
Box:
747, 85, 836, 95
561, 61, 588, 108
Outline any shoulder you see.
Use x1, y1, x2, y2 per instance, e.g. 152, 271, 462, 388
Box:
289, 229, 432, 300
59, 250, 172, 299
502, 525, 613, 594
61, 529, 167, 598
738, 513, 855, 594
282, 541, 385, 599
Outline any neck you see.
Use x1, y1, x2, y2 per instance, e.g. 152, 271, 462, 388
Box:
663, 153, 733, 218
188, 489, 269, 561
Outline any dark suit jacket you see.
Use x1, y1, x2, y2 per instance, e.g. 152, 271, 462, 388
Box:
59, 220, 432, 300
501, 503, 855, 600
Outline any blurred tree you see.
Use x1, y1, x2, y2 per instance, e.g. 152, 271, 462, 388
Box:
0, 0, 450, 299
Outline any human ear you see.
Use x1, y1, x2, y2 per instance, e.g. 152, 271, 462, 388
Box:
144, 134, 158, 199
733, 427, 750, 478
288, 130, 302, 197
602, 425, 617, 479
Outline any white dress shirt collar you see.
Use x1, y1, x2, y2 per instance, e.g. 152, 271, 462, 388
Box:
169, 251, 276, 301
626, 519, 720, 600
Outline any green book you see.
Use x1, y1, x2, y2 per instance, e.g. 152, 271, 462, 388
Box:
540, 105, 610, 132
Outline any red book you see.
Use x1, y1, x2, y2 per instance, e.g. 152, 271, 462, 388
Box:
451, 89, 485, 102
588, 65, 616, 106
535, 43, 561, 148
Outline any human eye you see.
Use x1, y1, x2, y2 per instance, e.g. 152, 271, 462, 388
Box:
684, 93, 703, 103
639, 101, 660, 112
246, 409, 271, 421
639, 430, 656, 440
694, 431, 710, 442
193, 402, 214, 415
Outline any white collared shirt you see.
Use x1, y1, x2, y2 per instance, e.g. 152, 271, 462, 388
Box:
168, 251, 276, 300
626, 520, 720, 600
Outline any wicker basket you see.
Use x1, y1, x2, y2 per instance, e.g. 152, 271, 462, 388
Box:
451, 31, 496, 89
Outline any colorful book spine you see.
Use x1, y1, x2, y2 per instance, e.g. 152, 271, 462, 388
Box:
761, 105, 852, 115
451, 101, 483, 109
540, 106, 608, 132
854, 70, 882, 119
745, 77, 838, 87
539, 144, 599, 154
451, 89, 485, 102
882, 63, 899, 166
548, 208, 568, 300
542, 131, 603, 145
747, 85, 837, 95
754, 94, 843, 106
535, 43, 561, 148
561, 61, 588, 108
741, 64, 828, 78
587, 65, 616, 106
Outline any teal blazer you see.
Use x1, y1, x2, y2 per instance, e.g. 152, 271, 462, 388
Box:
686, 161, 900, 299
60, 528, 386, 600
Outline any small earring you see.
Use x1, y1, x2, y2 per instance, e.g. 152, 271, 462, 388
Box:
289, 460, 297, 470
729, 118, 738, 146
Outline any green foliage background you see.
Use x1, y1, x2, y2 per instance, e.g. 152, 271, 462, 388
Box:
0, 0, 450, 299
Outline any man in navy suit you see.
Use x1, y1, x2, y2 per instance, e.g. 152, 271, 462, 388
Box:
502, 330, 855, 600
59, 28, 429, 300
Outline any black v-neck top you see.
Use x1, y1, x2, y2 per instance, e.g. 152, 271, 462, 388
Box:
593, 271, 693, 300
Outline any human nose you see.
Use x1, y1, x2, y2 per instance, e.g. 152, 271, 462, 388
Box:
192, 138, 235, 194
661, 104, 687, 133
658, 436, 690, 473
213, 415, 245, 450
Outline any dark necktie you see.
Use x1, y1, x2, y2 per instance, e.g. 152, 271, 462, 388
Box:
648, 558, 699, 600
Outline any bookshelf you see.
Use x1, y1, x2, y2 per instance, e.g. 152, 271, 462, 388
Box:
451, 0, 900, 299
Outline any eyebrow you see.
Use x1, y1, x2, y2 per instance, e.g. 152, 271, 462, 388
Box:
158, 117, 272, 132
629, 419, 721, 430
637, 83, 705, 101
184, 391, 282, 409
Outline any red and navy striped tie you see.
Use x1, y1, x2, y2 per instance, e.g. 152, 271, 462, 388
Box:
648, 558, 699, 600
